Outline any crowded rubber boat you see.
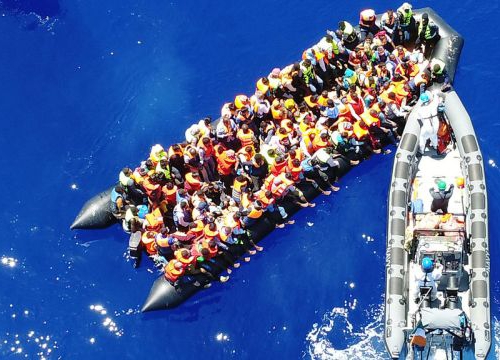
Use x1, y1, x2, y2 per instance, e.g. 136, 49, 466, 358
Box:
71, 5, 490, 347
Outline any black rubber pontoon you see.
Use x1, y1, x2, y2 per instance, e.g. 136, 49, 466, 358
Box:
70, 187, 118, 230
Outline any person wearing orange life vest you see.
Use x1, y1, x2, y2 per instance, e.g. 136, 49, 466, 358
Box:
184, 171, 202, 194
312, 132, 331, 152
216, 149, 237, 191
237, 145, 256, 175
143, 207, 164, 232
347, 45, 368, 70
232, 175, 249, 205
392, 45, 410, 63
362, 109, 398, 148
286, 158, 304, 183
175, 248, 196, 269
255, 189, 293, 229
234, 94, 250, 111
141, 230, 158, 255
350, 119, 373, 157
202, 222, 244, 271
269, 155, 287, 176
272, 172, 315, 208
164, 260, 186, 285
191, 239, 230, 283
142, 173, 162, 205
236, 124, 256, 149
154, 227, 174, 259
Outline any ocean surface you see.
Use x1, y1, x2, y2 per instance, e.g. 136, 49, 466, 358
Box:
0, 0, 498, 359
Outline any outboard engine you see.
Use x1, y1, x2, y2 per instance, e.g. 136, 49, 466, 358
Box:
128, 231, 143, 268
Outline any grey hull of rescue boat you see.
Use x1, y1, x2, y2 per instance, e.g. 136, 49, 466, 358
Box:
70, 187, 118, 230
141, 157, 351, 312
384, 10, 491, 359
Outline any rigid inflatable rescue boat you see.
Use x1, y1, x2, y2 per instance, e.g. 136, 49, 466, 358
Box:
384, 10, 491, 359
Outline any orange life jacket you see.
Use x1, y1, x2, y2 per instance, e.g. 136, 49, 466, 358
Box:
234, 95, 249, 109
271, 173, 294, 198
145, 208, 163, 232
174, 249, 195, 267
142, 231, 158, 255
256, 190, 274, 208
237, 145, 255, 162
270, 159, 287, 176
247, 206, 263, 219
202, 223, 218, 240
312, 135, 329, 152
162, 184, 178, 204
360, 110, 380, 127
352, 121, 370, 140
185, 172, 202, 191
409, 63, 420, 78
287, 163, 303, 182
237, 129, 255, 148
233, 178, 248, 193
317, 95, 329, 107
200, 239, 218, 259
256, 78, 269, 94
168, 145, 184, 159
304, 95, 318, 109
287, 149, 304, 169
216, 151, 236, 176
197, 138, 215, 158
164, 260, 185, 283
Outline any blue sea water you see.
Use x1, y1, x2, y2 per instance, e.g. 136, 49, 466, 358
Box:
0, 0, 498, 359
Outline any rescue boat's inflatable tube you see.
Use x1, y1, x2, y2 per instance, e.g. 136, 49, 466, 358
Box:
383, 10, 490, 359
70, 187, 118, 230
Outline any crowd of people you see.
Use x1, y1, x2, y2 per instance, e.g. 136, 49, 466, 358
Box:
110, 3, 451, 289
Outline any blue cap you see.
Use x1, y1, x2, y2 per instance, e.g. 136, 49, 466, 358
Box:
137, 205, 149, 219
420, 92, 430, 104
344, 69, 354, 78
421, 257, 434, 272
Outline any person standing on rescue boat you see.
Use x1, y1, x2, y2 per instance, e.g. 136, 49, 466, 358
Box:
415, 13, 440, 58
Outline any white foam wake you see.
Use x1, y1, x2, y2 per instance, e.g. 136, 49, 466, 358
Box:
493, 316, 500, 359
305, 305, 386, 360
